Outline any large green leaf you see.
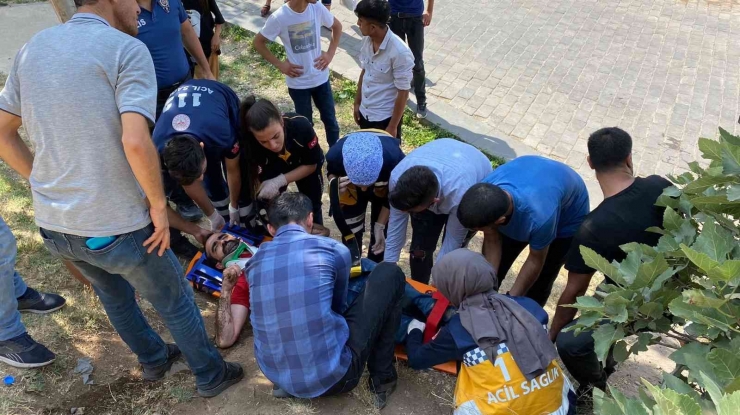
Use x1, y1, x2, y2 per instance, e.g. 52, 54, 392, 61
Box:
728, 185, 740, 202
594, 388, 628, 415
721, 140, 740, 175
630, 332, 655, 355
639, 302, 665, 319
621, 242, 658, 257
657, 234, 681, 253
683, 289, 726, 308
719, 127, 740, 146
593, 323, 625, 363
674, 221, 698, 246
649, 267, 679, 294
671, 342, 712, 366
634, 254, 670, 289
708, 348, 740, 385
619, 250, 642, 285
580, 246, 624, 285
662, 372, 702, 403
681, 244, 720, 274
700, 371, 725, 410
701, 137, 725, 162
718, 391, 740, 415
663, 185, 682, 197
708, 260, 740, 287
577, 310, 603, 328
683, 175, 736, 194
613, 340, 630, 363
693, 220, 735, 262
663, 207, 685, 231
644, 381, 702, 415
609, 386, 652, 415
690, 195, 740, 215
671, 298, 737, 334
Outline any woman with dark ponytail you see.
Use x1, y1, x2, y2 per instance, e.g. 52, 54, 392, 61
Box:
239, 96, 330, 236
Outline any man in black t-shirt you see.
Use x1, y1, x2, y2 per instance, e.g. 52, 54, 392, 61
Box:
551, 127, 672, 395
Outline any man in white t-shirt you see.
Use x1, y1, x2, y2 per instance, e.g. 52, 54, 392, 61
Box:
254, 0, 343, 147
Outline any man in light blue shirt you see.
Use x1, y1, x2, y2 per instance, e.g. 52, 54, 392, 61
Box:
386, 138, 492, 284
457, 156, 589, 306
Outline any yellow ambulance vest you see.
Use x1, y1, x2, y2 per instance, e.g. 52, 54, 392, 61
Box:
454, 343, 573, 415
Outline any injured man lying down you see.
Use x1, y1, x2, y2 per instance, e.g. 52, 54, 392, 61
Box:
204, 232, 257, 348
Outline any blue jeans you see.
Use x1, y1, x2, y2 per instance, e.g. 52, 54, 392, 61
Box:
0, 215, 28, 341
39, 224, 225, 387
288, 80, 340, 147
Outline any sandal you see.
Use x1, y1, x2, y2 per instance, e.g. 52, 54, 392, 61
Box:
261, 3, 271, 17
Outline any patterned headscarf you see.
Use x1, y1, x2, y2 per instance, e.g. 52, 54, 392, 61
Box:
341, 132, 384, 186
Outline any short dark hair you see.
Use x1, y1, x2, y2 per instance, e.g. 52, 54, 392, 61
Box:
162, 135, 205, 186
74, 0, 97, 7
354, 0, 390, 26
267, 192, 313, 229
587, 127, 633, 172
389, 166, 439, 211
457, 183, 510, 229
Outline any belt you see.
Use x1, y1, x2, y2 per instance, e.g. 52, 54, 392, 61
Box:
393, 12, 420, 18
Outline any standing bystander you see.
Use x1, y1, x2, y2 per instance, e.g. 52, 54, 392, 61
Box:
0, 215, 66, 368
253, 0, 343, 147
388, 0, 431, 118
183, 0, 225, 79
0, 0, 241, 396
354, 0, 414, 139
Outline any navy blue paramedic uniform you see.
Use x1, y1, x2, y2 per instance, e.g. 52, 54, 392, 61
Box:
325, 130, 405, 262
254, 114, 325, 225
153, 80, 252, 223
136, 0, 192, 116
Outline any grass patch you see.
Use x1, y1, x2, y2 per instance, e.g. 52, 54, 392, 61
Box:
220, 24, 505, 168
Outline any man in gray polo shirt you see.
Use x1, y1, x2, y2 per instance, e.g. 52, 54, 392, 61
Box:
0, 0, 241, 396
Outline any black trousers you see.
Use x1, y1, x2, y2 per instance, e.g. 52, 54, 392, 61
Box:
389, 14, 426, 107
338, 184, 387, 262
556, 319, 618, 391
322, 263, 405, 395
497, 234, 574, 306
408, 210, 474, 285
358, 113, 402, 141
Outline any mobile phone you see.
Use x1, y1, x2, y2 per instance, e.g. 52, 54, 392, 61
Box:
85, 236, 117, 250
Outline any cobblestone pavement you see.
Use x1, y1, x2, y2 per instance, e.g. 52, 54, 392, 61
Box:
225, 0, 740, 180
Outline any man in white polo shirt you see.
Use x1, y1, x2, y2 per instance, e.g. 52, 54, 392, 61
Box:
354, 0, 414, 140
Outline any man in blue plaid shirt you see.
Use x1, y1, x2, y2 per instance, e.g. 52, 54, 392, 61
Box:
246, 192, 404, 409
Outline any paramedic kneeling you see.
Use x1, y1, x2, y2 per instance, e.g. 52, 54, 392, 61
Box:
246, 192, 404, 409
405, 249, 575, 415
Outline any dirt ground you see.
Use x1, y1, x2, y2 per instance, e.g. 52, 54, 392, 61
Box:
0, 28, 674, 415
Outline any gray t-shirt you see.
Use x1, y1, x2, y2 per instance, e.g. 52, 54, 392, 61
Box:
0, 13, 157, 237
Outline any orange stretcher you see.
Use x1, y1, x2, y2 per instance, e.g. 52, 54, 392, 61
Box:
394, 278, 458, 375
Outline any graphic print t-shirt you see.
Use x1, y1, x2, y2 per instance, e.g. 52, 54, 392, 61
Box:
259, 3, 334, 89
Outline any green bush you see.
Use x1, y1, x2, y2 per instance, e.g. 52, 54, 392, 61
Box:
566, 127, 740, 414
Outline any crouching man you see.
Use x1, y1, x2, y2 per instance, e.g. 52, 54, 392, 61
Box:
246, 192, 404, 409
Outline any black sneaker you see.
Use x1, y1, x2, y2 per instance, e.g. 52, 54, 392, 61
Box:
197, 362, 244, 398
169, 231, 200, 259
142, 344, 182, 381
370, 378, 397, 410
416, 103, 427, 119
177, 203, 204, 222
0, 333, 55, 368
17, 288, 66, 314
272, 384, 294, 399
